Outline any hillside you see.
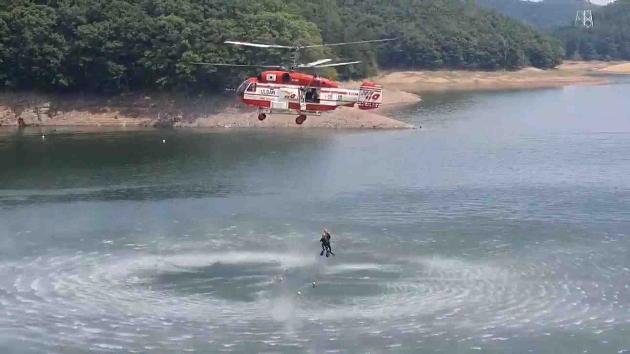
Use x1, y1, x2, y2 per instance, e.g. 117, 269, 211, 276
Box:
0, 0, 564, 93
476, 0, 590, 31
289, 0, 564, 75
555, 0, 630, 60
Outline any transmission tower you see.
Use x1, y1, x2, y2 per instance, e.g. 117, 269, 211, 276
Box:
575, 0, 594, 28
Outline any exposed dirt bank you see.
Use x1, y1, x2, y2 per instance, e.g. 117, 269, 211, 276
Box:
372, 60, 628, 94
179, 106, 414, 129
0, 91, 415, 129
596, 62, 630, 74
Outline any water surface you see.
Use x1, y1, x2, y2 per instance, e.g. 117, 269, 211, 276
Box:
1, 83, 629, 353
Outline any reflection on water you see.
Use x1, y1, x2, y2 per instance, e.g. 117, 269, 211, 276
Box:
1, 83, 630, 353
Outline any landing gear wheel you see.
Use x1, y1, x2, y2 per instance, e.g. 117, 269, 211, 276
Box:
258, 113, 267, 121
295, 114, 307, 125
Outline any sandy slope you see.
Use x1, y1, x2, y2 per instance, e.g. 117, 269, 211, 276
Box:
372, 61, 620, 93
597, 63, 630, 74
179, 106, 414, 129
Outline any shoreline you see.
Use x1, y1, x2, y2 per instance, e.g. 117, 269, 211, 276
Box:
0, 89, 419, 130
371, 60, 626, 94
1, 61, 627, 130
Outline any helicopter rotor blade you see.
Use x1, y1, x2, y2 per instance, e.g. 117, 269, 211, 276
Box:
224, 38, 396, 50
302, 38, 396, 49
224, 40, 293, 49
313, 61, 362, 68
298, 59, 333, 68
192, 63, 285, 69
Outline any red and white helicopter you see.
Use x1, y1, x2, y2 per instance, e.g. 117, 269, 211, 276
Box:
197, 38, 394, 125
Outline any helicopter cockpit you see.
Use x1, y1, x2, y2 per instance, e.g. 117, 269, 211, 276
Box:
236, 79, 256, 96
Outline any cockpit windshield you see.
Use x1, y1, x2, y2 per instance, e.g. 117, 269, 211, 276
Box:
236, 80, 250, 96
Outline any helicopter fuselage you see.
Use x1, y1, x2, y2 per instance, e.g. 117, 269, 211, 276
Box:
236, 71, 383, 124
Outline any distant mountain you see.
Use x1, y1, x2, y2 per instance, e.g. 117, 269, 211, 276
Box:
477, 0, 630, 61
476, 0, 599, 31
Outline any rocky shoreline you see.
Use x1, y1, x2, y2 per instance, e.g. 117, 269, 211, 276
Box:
0, 88, 419, 130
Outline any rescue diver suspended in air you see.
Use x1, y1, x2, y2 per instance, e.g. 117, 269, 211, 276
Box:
320, 228, 334, 257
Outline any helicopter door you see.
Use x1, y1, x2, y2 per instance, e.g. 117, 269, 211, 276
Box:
299, 88, 306, 111
272, 88, 290, 110
304, 88, 320, 103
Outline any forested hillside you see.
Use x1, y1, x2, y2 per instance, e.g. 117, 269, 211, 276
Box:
475, 0, 587, 31
555, 0, 630, 60
290, 0, 564, 77
0, 0, 564, 93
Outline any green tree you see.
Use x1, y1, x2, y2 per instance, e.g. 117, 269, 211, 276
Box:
1, 4, 69, 88
0, 0, 566, 93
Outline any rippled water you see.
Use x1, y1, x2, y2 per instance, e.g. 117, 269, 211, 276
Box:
1, 83, 630, 353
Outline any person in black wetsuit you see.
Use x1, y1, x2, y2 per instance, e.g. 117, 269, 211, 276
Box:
320, 228, 334, 257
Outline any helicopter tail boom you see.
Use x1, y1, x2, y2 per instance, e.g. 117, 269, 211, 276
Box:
357, 81, 383, 110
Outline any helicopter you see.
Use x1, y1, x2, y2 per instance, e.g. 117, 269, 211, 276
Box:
195, 38, 395, 125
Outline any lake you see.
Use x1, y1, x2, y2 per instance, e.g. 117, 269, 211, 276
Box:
1, 81, 629, 353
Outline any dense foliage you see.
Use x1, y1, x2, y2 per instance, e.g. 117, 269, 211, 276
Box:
290, 0, 564, 78
0, 0, 564, 92
555, 0, 630, 60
